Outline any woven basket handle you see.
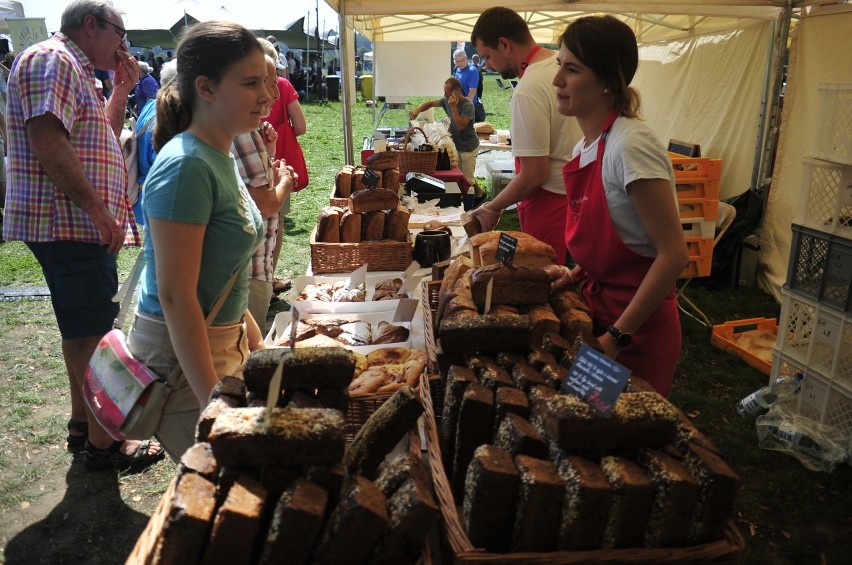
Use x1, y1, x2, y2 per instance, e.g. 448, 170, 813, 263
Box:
404, 126, 428, 145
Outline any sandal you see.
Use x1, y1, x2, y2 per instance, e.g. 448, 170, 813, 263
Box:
66, 420, 89, 453
84, 439, 165, 471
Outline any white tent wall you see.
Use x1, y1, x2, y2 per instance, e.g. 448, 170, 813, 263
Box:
634, 20, 772, 200
757, 7, 852, 302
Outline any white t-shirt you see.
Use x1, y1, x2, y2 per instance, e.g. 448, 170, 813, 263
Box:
574, 116, 676, 257
510, 51, 582, 194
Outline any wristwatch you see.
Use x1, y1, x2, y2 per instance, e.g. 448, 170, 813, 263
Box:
606, 325, 632, 348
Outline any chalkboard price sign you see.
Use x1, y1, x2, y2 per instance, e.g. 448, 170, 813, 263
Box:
561, 343, 630, 417
363, 168, 381, 189
495, 232, 518, 266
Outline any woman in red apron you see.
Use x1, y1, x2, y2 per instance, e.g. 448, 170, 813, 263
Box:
546, 16, 689, 396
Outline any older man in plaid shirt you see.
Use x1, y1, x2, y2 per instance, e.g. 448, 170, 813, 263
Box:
3, 0, 163, 470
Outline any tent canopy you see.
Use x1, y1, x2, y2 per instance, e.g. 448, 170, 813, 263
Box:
0, 0, 24, 33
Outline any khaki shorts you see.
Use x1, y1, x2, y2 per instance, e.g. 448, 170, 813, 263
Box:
127, 312, 248, 461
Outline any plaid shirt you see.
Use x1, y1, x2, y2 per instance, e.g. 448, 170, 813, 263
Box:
3, 33, 138, 245
231, 129, 277, 282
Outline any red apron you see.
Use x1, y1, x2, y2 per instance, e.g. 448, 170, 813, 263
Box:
562, 113, 680, 396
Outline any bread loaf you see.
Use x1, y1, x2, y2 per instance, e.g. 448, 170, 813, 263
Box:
339, 209, 362, 243
462, 445, 519, 553
438, 256, 474, 299
439, 314, 533, 353
317, 206, 343, 243
179, 442, 219, 480
366, 150, 400, 171
512, 455, 563, 552
314, 477, 388, 565
640, 449, 701, 548
494, 386, 530, 433
335, 165, 354, 198
470, 264, 552, 307
384, 206, 410, 241
350, 187, 399, 213
683, 443, 741, 543
361, 210, 386, 241
201, 474, 267, 565
258, 479, 328, 565
600, 456, 654, 549
495, 413, 547, 459
556, 455, 612, 550
352, 167, 368, 192
478, 238, 556, 268
469, 230, 533, 266
441, 366, 478, 476
153, 473, 217, 564
452, 382, 494, 498
520, 304, 561, 347
383, 168, 401, 192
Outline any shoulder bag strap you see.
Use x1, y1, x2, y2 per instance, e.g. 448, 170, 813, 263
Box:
113, 253, 146, 330
204, 271, 240, 328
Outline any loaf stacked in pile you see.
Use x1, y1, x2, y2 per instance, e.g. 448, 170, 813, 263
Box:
318, 152, 409, 243
139, 347, 438, 564
437, 338, 740, 553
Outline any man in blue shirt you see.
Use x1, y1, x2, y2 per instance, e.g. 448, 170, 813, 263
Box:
453, 49, 485, 122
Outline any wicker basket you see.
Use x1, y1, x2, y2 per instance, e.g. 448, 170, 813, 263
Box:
422, 281, 441, 373
329, 184, 349, 208
399, 127, 438, 176
418, 375, 747, 564
309, 226, 413, 274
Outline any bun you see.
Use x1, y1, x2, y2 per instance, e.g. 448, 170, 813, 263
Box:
349, 188, 400, 213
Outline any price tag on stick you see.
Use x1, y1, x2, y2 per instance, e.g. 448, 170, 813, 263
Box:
265, 360, 283, 428
495, 232, 518, 266
561, 343, 630, 417
484, 277, 494, 315
289, 304, 301, 354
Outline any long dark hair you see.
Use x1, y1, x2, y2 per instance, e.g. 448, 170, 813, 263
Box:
154, 20, 261, 151
559, 16, 641, 118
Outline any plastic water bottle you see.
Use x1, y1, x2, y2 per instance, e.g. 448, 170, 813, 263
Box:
736, 373, 803, 418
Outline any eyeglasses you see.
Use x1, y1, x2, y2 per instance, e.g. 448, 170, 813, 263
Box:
94, 15, 127, 43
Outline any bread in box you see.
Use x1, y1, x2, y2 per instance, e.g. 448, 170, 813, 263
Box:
316, 206, 344, 243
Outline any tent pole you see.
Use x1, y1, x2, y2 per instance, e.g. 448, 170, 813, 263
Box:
339, 1, 355, 166
752, 0, 793, 197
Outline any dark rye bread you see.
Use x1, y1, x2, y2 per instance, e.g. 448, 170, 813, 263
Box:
208, 407, 345, 467
344, 386, 423, 478
494, 351, 527, 371
511, 363, 547, 393
201, 474, 267, 565
470, 264, 552, 307
209, 376, 247, 405
440, 365, 478, 476
152, 473, 217, 564
512, 455, 564, 552
540, 331, 576, 361
306, 464, 345, 514
178, 442, 219, 481
527, 349, 557, 371
197, 395, 242, 442
600, 456, 654, 549
314, 476, 388, 565
540, 392, 679, 451
640, 449, 701, 548
440, 315, 533, 353
494, 386, 530, 433
242, 347, 356, 395
477, 360, 515, 391
370, 475, 439, 565
452, 382, 495, 498
540, 364, 568, 390
463, 445, 519, 553
556, 455, 612, 550
683, 442, 741, 544
315, 388, 350, 414
374, 453, 430, 498
495, 413, 547, 459
528, 385, 557, 437
258, 479, 328, 565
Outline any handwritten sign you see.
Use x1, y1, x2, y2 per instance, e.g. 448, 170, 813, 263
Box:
561, 343, 629, 417
495, 233, 518, 266
363, 168, 381, 189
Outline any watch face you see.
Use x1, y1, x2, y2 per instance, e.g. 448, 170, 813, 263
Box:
617, 333, 632, 348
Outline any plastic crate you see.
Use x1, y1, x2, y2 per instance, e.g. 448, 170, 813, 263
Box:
711, 318, 777, 374
795, 158, 852, 239
814, 83, 852, 166
678, 197, 719, 221
675, 178, 721, 200
785, 224, 852, 312
771, 350, 852, 442
681, 217, 716, 239
680, 236, 713, 278
776, 288, 852, 391
669, 155, 723, 180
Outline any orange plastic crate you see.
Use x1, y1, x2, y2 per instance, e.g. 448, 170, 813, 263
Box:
669, 155, 723, 180
676, 178, 721, 200
680, 237, 713, 278
678, 197, 719, 221
711, 318, 778, 375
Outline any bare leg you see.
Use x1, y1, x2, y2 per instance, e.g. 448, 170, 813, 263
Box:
61, 336, 159, 456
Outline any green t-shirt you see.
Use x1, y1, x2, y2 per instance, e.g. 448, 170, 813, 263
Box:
139, 132, 264, 324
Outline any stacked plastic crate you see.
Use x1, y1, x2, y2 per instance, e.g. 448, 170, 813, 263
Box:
671, 154, 723, 278
773, 83, 852, 445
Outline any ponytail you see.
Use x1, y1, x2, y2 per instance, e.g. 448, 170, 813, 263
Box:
153, 82, 191, 152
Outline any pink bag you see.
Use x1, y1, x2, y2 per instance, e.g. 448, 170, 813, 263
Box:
83, 328, 173, 441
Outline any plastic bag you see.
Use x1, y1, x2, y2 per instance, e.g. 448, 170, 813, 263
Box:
756, 406, 849, 472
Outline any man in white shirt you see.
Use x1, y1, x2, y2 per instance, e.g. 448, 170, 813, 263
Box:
468, 6, 582, 265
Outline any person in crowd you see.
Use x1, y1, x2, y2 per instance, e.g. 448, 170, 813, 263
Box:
232, 38, 296, 329
409, 77, 486, 206
126, 20, 270, 461
286, 51, 296, 76
145, 51, 160, 82
266, 59, 308, 294
133, 61, 158, 114
452, 49, 484, 121
468, 6, 582, 266
545, 16, 688, 396
471, 53, 485, 104
133, 59, 177, 226
3, 0, 164, 470
0, 106, 6, 242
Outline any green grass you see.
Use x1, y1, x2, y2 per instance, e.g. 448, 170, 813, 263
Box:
1, 76, 850, 563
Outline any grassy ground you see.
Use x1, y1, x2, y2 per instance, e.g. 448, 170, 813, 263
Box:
1, 76, 850, 564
